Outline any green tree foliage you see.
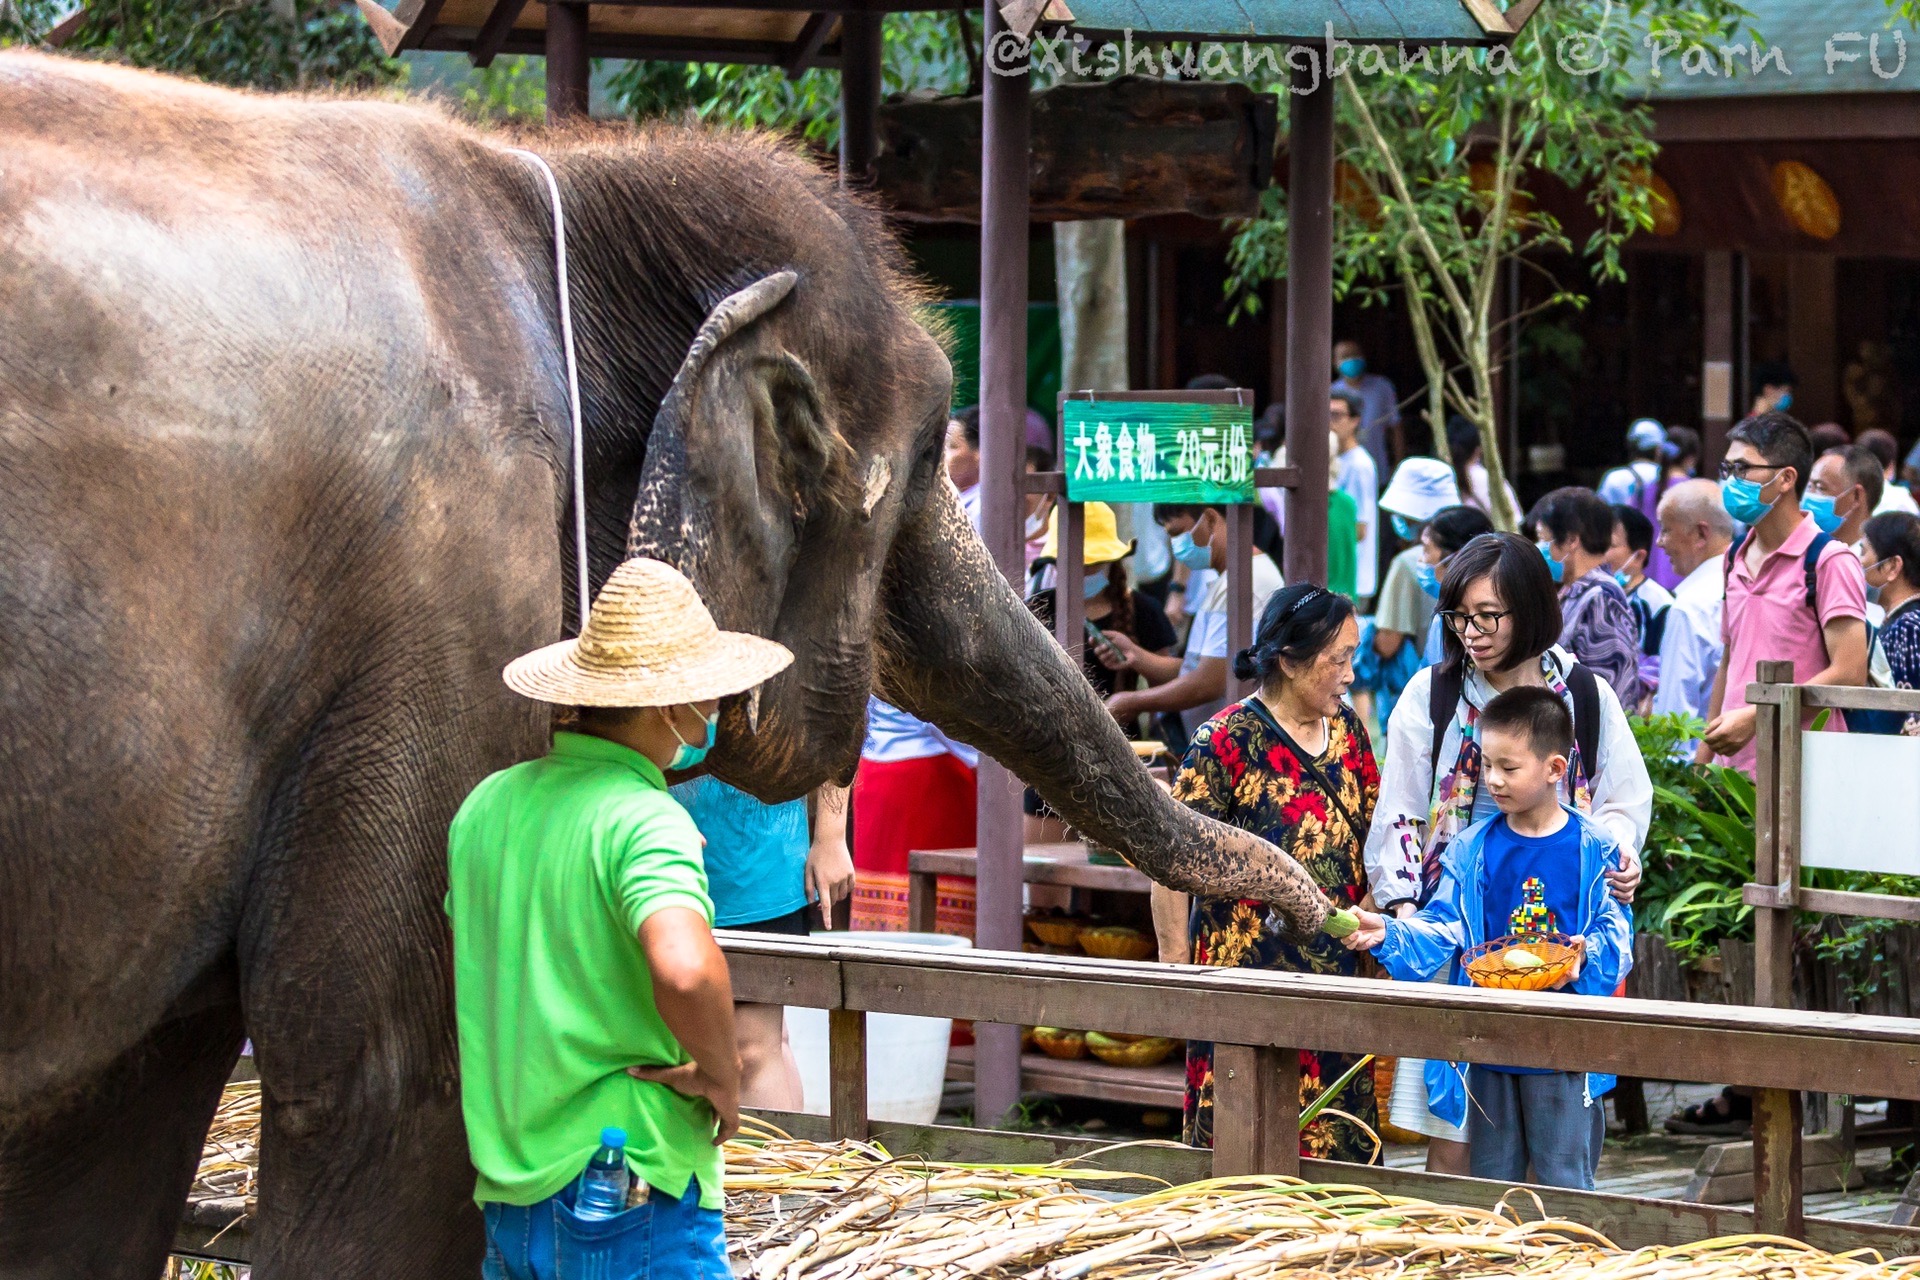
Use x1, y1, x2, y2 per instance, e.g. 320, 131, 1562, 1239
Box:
607, 12, 976, 145
1226, 0, 1746, 530
0, 0, 400, 91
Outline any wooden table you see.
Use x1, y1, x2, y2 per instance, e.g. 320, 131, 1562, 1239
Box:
905, 841, 1152, 932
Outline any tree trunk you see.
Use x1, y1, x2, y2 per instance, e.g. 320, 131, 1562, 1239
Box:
1054, 219, 1149, 547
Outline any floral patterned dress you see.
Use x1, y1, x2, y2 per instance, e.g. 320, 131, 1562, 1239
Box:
1176, 699, 1381, 1161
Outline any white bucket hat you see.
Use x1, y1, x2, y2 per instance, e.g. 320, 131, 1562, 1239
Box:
503, 558, 793, 707
1379, 457, 1462, 522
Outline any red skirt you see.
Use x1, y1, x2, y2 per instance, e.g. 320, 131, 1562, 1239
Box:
851, 754, 977, 937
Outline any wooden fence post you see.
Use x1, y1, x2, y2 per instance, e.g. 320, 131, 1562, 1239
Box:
1753, 660, 1795, 1011
829, 1009, 869, 1141
1753, 1086, 1805, 1238
1210, 1044, 1300, 1177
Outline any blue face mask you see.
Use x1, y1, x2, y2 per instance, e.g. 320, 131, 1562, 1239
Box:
1720, 475, 1774, 526
1413, 559, 1442, 599
1612, 569, 1634, 591
666, 706, 719, 771
1801, 492, 1847, 536
1170, 529, 1213, 571
1537, 540, 1565, 584
1337, 357, 1366, 380
1390, 513, 1421, 543
1082, 568, 1110, 599
1775, 391, 1794, 411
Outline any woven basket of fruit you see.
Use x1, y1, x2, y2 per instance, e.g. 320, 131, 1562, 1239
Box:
1024, 912, 1086, 948
1462, 932, 1581, 992
1085, 1031, 1178, 1067
1078, 925, 1154, 961
1031, 1027, 1087, 1059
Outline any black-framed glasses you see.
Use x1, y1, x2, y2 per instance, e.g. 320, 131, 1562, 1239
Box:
1717, 459, 1784, 482
1440, 608, 1511, 637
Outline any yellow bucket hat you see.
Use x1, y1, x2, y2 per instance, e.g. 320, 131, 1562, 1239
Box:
503, 558, 793, 707
1040, 501, 1136, 565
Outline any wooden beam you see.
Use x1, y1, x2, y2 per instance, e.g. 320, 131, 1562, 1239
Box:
838, 12, 881, 186
545, 1, 591, 119
470, 0, 531, 67
1212, 1044, 1300, 1177
1752, 1087, 1805, 1239
394, 0, 446, 51
1283, 56, 1332, 587
876, 80, 1278, 223
1654, 93, 1920, 145
424, 27, 847, 66
1746, 682, 1920, 713
828, 1009, 869, 1141
972, 0, 1032, 1132
41, 6, 88, 46
782, 10, 833, 78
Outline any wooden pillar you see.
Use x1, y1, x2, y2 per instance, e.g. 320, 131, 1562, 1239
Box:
1054, 496, 1086, 673
971, 0, 1030, 1129
838, 13, 882, 188
1282, 59, 1332, 586
1268, 278, 1288, 407
1211, 1044, 1301, 1177
544, 2, 590, 121
1754, 659, 1796, 1011
827, 1009, 869, 1141
1702, 250, 1736, 467
1753, 1086, 1806, 1239
1787, 255, 1837, 425
1226, 499, 1255, 704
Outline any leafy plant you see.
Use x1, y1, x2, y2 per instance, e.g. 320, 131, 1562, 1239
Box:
2, 0, 402, 91
1631, 713, 1755, 960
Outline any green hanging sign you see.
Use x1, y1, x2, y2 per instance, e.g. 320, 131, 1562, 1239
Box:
1062, 398, 1255, 505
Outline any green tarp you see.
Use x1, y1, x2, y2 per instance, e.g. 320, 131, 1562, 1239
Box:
932, 301, 1062, 424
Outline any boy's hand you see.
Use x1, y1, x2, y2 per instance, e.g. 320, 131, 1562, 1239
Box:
1548, 935, 1587, 990
1340, 908, 1388, 951
628, 1061, 742, 1144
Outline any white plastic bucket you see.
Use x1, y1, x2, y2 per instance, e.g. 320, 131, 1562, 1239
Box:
784, 931, 970, 1124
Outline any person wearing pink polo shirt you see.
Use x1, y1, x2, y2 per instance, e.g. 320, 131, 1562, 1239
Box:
1699, 413, 1869, 776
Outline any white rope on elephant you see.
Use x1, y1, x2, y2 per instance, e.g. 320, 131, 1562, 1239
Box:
507, 147, 591, 633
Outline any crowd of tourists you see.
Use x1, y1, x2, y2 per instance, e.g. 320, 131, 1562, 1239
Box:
431, 337, 1920, 1277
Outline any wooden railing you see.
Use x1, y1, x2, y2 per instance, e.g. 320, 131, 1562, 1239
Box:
724, 934, 1920, 1242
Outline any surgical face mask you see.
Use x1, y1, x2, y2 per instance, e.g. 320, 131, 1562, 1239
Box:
1801, 491, 1846, 536
1170, 529, 1213, 571
666, 705, 719, 771
1537, 540, 1565, 584
1775, 391, 1794, 412
1082, 568, 1110, 599
1337, 357, 1366, 380
1612, 569, 1633, 591
1720, 475, 1774, 526
1390, 513, 1421, 543
1413, 559, 1442, 599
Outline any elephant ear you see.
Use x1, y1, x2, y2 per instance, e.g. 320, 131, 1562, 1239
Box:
627, 271, 854, 573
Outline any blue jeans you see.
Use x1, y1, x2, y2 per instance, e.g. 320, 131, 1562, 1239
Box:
481, 1180, 727, 1280
1467, 1066, 1605, 1190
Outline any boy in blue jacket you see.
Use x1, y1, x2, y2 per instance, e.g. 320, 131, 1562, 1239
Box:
1343, 685, 1632, 1189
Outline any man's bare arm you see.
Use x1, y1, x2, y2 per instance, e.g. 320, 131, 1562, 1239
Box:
630, 907, 741, 1143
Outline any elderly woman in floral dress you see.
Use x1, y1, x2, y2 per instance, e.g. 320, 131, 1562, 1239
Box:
1176, 583, 1380, 1161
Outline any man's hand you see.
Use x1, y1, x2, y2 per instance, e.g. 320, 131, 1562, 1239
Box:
1549, 935, 1587, 990
1106, 690, 1141, 722
627, 1061, 741, 1145
1165, 591, 1187, 628
1340, 908, 1388, 951
1701, 705, 1758, 756
1605, 846, 1641, 904
1095, 629, 1141, 671
805, 835, 855, 928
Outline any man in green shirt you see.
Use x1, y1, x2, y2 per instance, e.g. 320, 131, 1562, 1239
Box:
448, 557, 793, 1280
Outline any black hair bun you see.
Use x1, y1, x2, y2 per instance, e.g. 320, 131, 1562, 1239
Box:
1232, 647, 1262, 682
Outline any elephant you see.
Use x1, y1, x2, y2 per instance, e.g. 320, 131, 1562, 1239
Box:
0, 50, 1333, 1280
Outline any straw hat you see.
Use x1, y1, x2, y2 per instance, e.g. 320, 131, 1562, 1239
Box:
503, 558, 793, 707
1040, 501, 1135, 565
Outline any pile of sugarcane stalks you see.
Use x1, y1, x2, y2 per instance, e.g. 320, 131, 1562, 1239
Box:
183, 1092, 1920, 1278
726, 1120, 1920, 1280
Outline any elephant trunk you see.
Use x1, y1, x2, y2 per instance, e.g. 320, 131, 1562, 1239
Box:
876, 482, 1332, 939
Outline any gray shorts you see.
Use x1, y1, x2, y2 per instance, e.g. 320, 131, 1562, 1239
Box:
1466, 1066, 1605, 1191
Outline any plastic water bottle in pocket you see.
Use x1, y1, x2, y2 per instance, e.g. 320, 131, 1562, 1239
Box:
572, 1127, 631, 1220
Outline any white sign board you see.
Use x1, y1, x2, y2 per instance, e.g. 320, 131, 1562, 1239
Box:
1799, 731, 1920, 875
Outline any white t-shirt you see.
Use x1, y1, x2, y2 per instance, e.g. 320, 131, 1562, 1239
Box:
1877, 482, 1920, 516
1653, 556, 1725, 727
861, 697, 980, 768
1179, 552, 1284, 737
1336, 446, 1380, 598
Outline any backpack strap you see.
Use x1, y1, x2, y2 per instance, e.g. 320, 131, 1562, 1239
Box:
1802, 530, 1832, 612
1642, 604, 1672, 658
1566, 663, 1603, 785
1428, 660, 1465, 776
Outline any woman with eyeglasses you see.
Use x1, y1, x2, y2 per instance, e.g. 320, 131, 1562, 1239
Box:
1861, 512, 1920, 735
1362, 532, 1651, 1175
